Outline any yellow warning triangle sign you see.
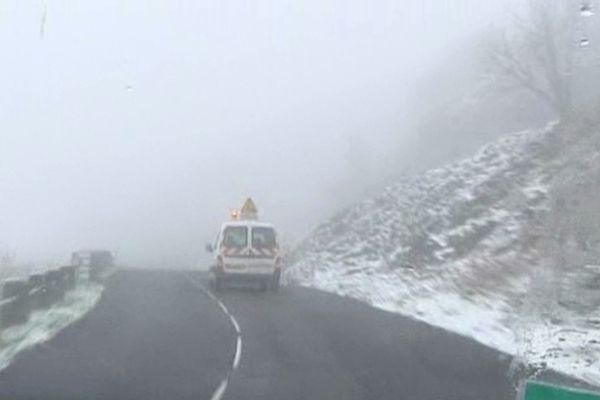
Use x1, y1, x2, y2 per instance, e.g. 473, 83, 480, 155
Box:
241, 198, 257, 214
240, 198, 258, 219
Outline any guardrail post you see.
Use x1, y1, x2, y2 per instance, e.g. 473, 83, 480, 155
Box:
0, 279, 30, 328
89, 266, 100, 282
60, 265, 77, 290
44, 269, 65, 304
28, 273, 45, 311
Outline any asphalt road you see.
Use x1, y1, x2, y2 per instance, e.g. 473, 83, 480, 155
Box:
0, 269, 519, 400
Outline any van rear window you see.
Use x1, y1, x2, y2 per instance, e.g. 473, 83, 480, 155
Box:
222, 226, 248, 248
252, 227, 277, 248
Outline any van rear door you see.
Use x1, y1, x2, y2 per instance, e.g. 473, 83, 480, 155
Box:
250, 226, 277, 257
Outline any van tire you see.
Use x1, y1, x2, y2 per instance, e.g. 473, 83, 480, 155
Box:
214, 277, 222, 292
270, 270, 281, 292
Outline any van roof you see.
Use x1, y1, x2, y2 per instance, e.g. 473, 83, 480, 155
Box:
221, 220, 275, 229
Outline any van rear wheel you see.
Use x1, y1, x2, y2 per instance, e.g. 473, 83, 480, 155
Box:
214, 277, 223, 292
270, 270, 281, 292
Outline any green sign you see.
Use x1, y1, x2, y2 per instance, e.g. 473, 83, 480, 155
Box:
523, 381, 600, 400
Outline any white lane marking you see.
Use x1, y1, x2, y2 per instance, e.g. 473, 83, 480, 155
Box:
218, 301, 230, 315
210, 379, 228, 400
204, 290, 217, 301
182, 272, 243, 400
233, 336, 242, 370
230, 315, 241, 334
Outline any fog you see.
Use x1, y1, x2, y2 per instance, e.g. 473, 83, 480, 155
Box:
1, 1, 516, 267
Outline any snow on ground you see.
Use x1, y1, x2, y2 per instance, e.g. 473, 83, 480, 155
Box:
288, 123, 600, 387
517, 310, 600, 386
0, 282, 104, 370
0, 267, 32, 281
296, 258, 519, 354
515, 263, 600, 385
290, 258, 600, 386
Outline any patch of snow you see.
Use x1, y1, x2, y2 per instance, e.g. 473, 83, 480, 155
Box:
0, 282, 104, 370
297, 258, 518, 353
293, 257, 600, 387
519, 319, 600, 385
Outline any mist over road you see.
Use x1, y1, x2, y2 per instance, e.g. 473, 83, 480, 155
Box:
0, 270, 517, 400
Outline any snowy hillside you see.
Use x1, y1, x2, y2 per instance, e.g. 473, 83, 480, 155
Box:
288, 121, 600, 387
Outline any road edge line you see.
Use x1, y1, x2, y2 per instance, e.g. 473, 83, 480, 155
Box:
182, 271, 243, 400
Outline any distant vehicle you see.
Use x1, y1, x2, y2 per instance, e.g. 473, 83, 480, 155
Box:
71, 250, 115, 281
206, 198, 282, 292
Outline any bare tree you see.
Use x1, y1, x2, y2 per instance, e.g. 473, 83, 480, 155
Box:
483, 0, 578, 120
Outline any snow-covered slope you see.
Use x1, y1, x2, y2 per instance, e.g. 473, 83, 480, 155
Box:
288, 122, 600, 386
0, 281, 103, 370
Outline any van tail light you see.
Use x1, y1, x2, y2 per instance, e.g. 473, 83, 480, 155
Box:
215, 256, 224, 273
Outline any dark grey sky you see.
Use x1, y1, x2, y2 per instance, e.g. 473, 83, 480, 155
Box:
0, 1, 515, 266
